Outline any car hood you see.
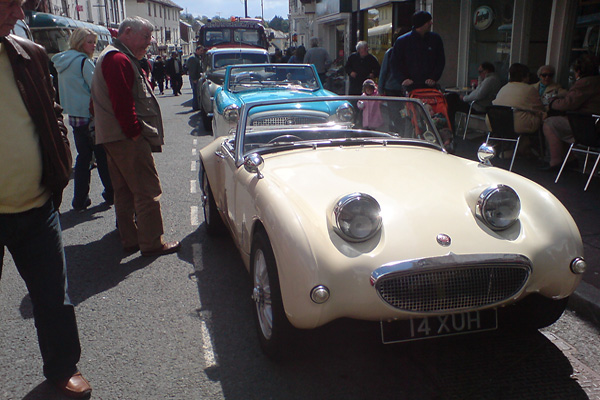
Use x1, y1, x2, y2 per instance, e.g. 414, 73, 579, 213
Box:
256, 144, 581, 262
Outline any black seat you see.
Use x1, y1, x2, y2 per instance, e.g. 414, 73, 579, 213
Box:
555, 112, 600, 191
485, 105, 542, 172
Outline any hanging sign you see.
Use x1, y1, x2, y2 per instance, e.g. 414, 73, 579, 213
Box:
473, 6, 494, 31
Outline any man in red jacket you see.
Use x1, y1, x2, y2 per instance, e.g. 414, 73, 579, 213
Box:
0, 0, 91, 397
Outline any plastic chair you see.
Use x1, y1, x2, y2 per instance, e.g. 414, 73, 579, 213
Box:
555, 112, 600, 191
485, 105, 542, 172
462, 101, 486, 139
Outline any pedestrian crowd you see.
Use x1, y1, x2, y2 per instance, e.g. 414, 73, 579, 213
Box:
1, 2, 181, 396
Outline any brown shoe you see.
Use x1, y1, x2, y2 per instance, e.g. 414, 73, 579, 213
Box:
141, 241, 181, 257
53, 372, 92, 398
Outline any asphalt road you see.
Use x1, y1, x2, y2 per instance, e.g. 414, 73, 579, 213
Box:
1, 79, 599, 400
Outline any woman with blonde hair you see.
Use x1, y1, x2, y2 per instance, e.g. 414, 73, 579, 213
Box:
52, 28, 113, 211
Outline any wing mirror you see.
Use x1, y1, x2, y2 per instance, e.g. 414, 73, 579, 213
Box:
477, 143, 495, 166
244, 153, 264, 179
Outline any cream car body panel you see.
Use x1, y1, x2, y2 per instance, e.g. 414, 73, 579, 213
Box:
200, 132, 583, 329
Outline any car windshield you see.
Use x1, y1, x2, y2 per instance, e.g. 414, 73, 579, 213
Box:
238, 97, 447, 156
213, 52, 269, 69
227, 65, 320, 93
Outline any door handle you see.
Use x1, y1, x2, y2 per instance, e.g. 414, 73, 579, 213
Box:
215, 150, 225, 159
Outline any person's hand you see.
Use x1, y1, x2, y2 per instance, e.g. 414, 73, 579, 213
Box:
402, 79, 413, 86
350, 71, 357, 78
425, 79, 436, 86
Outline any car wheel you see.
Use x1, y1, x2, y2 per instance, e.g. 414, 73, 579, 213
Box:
202, 109, 212, 131
500, 295, 569, 331
251, 229, 292, 359
202, 172, 225, 235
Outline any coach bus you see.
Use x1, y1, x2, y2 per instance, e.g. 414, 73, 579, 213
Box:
198, 17, 269, 50
24, 10, 112, 58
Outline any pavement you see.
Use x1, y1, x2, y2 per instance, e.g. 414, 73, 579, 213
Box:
454, 132, 600, 326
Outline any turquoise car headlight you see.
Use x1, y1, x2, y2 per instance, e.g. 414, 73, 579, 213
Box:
336, 103, 354, 122
224, 104, 240, 122
333, 193, 382, 242
476, 185, 521, 230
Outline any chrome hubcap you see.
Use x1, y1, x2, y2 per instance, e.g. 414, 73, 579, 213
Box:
252, 249, 273, 339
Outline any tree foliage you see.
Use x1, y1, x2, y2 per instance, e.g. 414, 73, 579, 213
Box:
269, 16, 289, 33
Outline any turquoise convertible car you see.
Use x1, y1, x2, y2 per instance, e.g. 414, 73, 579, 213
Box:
211, 64, 342, 137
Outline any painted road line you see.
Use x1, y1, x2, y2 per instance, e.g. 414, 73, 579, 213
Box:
191, 179, 197, 194
191, 206, 199, 226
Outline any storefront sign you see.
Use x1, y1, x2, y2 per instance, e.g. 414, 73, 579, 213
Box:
473, 6, 494, 31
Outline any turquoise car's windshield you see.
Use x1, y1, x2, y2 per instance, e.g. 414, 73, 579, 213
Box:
240, 97, 446, 155
227, 65, 320, 93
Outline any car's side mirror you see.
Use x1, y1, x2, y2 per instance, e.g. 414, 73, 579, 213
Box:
244, 153, 264, 179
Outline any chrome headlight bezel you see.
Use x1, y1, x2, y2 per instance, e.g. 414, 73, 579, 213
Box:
476, 185, 521, 230
332, 193, 382, 242
335, 103, 354, 122
223, 104, 240, 122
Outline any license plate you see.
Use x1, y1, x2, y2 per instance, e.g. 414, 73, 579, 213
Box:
380, 309, 498, 344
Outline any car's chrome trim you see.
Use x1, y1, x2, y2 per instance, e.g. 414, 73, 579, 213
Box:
371, 253, 532, 314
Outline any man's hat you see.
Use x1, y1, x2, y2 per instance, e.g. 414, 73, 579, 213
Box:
412, 11, 432, 29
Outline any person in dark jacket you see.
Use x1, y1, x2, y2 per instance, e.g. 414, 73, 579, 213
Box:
345, 41, 380, 95
0, 2, 91, 398
165, 51, 183, 95
186, 45, 204, 110
391, 11, 445, 92
152, 55, 166, 94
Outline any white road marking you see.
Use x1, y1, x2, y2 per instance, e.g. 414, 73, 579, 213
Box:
193, 138, 197, 146
192, 148, 197, 156
190, 179, 197, 193
191, 243, 217, 368
191, 206, 199, 226
191, 160, 196, 171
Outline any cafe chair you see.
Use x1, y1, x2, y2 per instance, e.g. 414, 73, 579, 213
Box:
555, 112, 600, 191
485, 105, 542, 172
461, 101, 487, 139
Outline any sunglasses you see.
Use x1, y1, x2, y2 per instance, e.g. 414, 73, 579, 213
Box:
540, 73, 554, 78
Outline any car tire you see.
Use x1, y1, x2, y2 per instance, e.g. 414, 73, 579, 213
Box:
202, 172, 226, 235
499, 294, 569, 331
250, 229, 293, 360
202, 108, 212, 131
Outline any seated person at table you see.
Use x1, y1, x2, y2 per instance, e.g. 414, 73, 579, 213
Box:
531, 65, 566, 106
541, 55, 600, 171
445, 62, 502, 133
492, 63, 545, 134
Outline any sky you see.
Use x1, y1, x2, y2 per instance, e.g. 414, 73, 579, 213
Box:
177, 0, 289, 21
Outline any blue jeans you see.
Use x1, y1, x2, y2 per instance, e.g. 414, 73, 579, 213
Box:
0, 200, 81, 381
72, 123, 113, 208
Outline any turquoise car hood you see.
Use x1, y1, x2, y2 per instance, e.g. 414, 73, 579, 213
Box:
215, 87, 336, 114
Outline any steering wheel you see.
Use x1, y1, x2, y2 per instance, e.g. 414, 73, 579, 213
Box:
420, 130, 437, 143
267, 134, 302, 144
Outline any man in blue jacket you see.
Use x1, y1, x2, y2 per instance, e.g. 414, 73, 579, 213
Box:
391, 11, 445, 93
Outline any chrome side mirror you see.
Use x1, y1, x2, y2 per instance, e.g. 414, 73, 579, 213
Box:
243, 153, 264, 179
477, 143, 495, 166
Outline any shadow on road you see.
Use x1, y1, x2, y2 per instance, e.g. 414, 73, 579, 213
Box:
190, 226, 588, 400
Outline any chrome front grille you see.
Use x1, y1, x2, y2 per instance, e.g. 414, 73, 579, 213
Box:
251, 115, 328, 126
374, 265, 530, 313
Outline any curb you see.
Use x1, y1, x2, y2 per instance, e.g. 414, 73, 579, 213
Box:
568, 281, 600, 326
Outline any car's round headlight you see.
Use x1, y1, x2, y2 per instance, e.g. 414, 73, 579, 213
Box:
224, 104, 240, 122
476, 185, 521, 230
336, 103, 354, 122
333, 193, 382, 242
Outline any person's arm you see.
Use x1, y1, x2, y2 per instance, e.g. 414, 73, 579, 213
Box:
344, 54, 353, 75
101, 52, 142, 139
549, 81, 589, 112
463, 78, 489, 102
391, 38, 408, 84
82, 58, 95, 90
430, 34, 445, 82
379, 51, 389, 94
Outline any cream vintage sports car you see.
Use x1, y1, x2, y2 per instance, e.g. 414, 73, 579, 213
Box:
198, 96, 585, 359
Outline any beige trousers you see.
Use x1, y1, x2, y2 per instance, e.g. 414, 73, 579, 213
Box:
103, 138, 164, 251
